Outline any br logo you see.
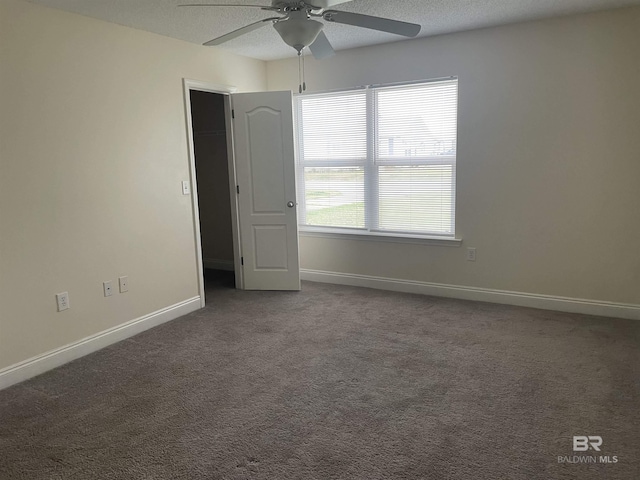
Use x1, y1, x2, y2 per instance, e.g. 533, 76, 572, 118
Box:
573, 436, 603, 452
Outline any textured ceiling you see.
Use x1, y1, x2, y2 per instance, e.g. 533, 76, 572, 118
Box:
25, 0, 640, 60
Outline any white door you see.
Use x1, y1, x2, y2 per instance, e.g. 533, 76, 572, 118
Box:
231, 90, 300, 290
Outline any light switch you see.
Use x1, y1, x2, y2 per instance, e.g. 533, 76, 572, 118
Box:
182, 181, 191, 195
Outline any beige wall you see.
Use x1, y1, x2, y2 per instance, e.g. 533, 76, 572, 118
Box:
0, 0, 266, 370
268, 7, 640, 305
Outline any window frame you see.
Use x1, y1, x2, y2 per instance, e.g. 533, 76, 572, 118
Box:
295, 77, 460, 244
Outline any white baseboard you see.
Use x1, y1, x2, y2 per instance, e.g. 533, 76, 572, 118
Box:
0, 296, 201, 391
300, 269, 640, 321
203, 258, 235, 271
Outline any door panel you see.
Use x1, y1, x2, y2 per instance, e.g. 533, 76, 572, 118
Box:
253, 226, 288, 270
247, 108, 286, 214
232, 91, 300, 290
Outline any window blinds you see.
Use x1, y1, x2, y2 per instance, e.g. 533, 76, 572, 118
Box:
374, 80, 457, 235
296, 78, 458, 237
298, 91, 367, 162
296, 90, 367, 229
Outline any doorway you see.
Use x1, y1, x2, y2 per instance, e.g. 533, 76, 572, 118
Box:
188, 89, 237, 300
184, 81, 301, 301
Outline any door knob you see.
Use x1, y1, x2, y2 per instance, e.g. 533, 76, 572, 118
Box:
287, 201, 295, 208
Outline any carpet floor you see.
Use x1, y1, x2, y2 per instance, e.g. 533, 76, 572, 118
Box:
1, 271, 639, 479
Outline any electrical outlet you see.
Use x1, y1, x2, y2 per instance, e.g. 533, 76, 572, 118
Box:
119, 276, 129, 293
56, 292, 70, 312
103, 281, 113, 297
467, 247, 477, 262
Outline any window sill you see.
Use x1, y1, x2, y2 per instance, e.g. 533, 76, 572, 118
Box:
298, 228, 462, 247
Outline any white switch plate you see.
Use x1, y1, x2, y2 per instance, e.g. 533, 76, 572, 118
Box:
182, 180, 191, 195
467, 247, 477, 262
119, 276, 129, 293
56, 292, 70, 312
103, 281, 113, 297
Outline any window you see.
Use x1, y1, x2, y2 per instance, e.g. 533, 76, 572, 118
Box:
295, 78, 458, 239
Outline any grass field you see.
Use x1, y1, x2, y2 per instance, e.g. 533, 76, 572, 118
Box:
306, 197, 451, 232
303, 165, 453, 233
306, 202, 366, 227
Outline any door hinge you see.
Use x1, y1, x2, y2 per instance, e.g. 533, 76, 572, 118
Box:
241, 257, 244, 266
232, 109, 235, 119
236, 185, 240, 194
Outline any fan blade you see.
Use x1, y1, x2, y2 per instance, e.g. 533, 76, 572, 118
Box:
309, 31, 335, 60
306, 0, 352, 8
323, 10, 421, 37
180, 4, 276, 9
203, 17, 281, 46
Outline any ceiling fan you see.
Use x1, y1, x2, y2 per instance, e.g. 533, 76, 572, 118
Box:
179, 1, 422, 60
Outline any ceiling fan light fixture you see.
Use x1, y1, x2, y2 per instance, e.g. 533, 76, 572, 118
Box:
187, 1, 422, 60
274, 15, 323, 53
